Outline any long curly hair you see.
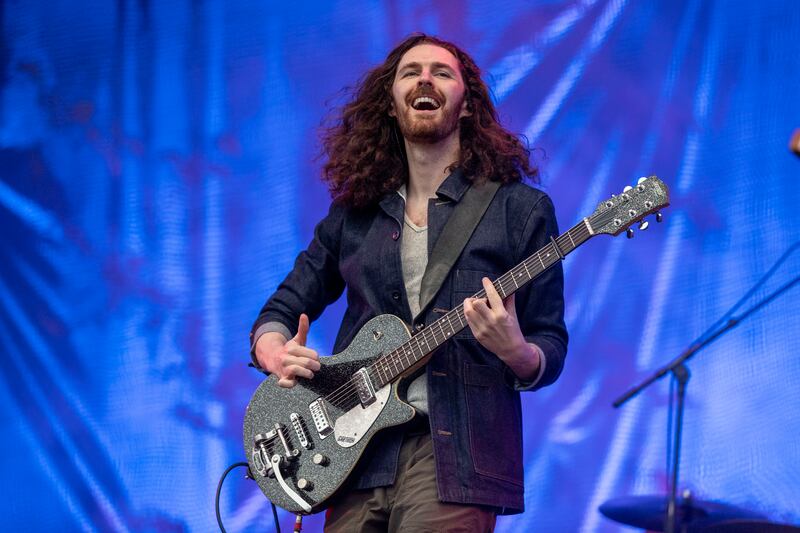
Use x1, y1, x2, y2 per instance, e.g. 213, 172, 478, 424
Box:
321, 34, 539, 208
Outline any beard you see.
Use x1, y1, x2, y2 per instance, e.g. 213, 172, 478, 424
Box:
395, 90, 465, 144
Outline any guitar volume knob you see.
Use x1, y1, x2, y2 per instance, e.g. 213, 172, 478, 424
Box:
297, 478, 314, 491
313, 453, 329, 466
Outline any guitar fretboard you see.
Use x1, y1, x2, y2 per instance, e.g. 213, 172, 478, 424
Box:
367, 216, 595, 388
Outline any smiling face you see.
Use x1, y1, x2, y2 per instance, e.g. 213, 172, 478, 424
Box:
390, 44, 471, 145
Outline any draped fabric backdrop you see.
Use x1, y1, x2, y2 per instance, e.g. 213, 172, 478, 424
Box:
2, 1, 799, 531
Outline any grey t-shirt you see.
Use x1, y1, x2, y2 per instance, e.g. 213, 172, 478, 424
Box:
400, 210, 431, 414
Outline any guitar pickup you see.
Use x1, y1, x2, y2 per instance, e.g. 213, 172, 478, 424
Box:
309, 398, 334, 439
290, 413, 310, 449
353, 368, 376, 407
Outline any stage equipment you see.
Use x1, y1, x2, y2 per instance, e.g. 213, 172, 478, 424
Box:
608, 242, 800, 533
702, 520, 800, 532
599, 494, 765, 532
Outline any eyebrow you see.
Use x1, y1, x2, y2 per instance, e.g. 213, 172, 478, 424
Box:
397, 61, 458, 73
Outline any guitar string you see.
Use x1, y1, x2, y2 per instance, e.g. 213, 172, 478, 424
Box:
320, 224, 590, 408
329, 185, 662, 402
326, 223, 590, 406
374, 225, 590, 384
323, 223, 590, 408
365, 224, 588, 383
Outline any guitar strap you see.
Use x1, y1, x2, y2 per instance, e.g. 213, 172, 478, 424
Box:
417, 179, 501, 314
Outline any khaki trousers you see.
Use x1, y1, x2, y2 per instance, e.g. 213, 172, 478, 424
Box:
324, 430, 496, 533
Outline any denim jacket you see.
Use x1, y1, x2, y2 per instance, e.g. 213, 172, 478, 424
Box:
250, 169, 568, 514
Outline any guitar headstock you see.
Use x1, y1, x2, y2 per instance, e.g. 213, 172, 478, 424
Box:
589, 176, 670, 237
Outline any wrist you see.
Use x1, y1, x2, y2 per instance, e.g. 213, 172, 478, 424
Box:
508, 341, 541, 381
254, 332, 288, 372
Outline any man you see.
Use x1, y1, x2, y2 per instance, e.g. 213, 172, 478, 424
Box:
251, 34, 568, 532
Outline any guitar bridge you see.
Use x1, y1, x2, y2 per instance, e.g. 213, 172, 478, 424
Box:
353, 368, 376, 407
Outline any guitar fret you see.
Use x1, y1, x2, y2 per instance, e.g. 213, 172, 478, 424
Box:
515, 267, 525, 283
414, 339, 424, 362
560, 234, 572, 254
445, 313, 455, 338
431, 322, 442, 351
432, 324, 443, 345
567, 229, 576, 248
523, 259, 532, 280
538, 252, 546, 270
382, 356, 390, 380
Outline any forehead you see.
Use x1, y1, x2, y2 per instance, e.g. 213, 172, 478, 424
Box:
396, 43, 462, 71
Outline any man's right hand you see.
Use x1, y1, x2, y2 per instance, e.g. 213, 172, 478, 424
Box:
254, 314, 321, 388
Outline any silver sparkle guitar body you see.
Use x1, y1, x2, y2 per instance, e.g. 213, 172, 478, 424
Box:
243, 314, 416, 514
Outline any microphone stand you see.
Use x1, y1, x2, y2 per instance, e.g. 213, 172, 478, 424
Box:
612, 243, 800, 533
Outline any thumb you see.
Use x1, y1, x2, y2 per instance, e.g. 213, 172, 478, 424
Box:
293, 313, 310, 346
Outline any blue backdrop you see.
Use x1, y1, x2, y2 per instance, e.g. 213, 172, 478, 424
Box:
2, 1, 799, 531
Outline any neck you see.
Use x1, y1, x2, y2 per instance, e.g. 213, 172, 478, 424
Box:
403, 130, 461, 200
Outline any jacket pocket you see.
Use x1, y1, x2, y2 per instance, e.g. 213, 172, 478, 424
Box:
463, 362, 524, 486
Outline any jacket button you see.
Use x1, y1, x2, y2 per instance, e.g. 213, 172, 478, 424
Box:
391, 291, 400, 300
391, 231, 400, 240
414, 323, 424, 332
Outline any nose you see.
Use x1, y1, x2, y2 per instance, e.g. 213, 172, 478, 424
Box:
417, 68, 433, 85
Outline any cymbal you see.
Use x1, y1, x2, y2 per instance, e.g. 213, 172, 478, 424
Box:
701, 520, 800, 532
599, 495, 766, 532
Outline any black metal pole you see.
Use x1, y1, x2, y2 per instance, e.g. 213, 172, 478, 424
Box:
665, 364, 689, 533
614, 273, 800, 409
604, 247, 800, 532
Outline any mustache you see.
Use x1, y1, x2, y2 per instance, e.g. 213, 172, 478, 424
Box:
406, 85, 443, 105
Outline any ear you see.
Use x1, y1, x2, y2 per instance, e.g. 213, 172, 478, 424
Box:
459, 95, 473, 119
389, 100, 396, 117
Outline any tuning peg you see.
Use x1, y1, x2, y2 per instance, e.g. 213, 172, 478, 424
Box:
637, 176, 648, 184
623, 185, 633, 192
656, 212, 663, 223
639, 220, 649, 231
626, 228, 634, 239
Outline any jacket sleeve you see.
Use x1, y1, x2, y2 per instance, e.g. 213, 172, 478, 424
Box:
508, 192, 568, 391
249, 202, 347, 354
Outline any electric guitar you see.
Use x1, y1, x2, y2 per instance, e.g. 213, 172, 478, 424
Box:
243, 176, 670, 514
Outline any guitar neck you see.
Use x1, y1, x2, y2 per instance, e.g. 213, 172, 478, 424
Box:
368, 217, 595, 388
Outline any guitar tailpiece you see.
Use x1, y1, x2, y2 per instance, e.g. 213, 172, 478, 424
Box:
271, 454, 313, 513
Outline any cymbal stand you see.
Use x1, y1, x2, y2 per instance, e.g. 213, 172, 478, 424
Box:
612, 242, 800, 533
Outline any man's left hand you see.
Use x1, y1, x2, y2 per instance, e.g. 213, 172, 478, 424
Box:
463, 277, 542, 381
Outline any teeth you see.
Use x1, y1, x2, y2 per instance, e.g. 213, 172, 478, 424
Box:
413, 96, 440, 109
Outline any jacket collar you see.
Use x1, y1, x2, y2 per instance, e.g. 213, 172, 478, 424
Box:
434, 167, 470, 203
378, 167, 471, 218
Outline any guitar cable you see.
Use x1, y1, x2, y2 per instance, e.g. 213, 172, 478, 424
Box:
216, 460, 281, 533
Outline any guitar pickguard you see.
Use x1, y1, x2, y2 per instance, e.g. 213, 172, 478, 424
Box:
333, 384, 390, 447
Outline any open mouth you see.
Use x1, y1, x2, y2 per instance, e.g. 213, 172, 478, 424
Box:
411, 96, 441, 111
